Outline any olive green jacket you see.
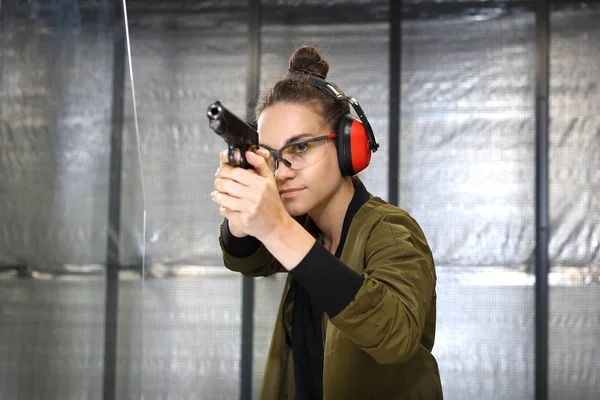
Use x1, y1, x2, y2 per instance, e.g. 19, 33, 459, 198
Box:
219, 195, 443, 399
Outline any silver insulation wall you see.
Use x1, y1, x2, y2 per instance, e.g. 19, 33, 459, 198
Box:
0, 3, 114, 268
548, 10, 600, 399
1, 1, 599, 399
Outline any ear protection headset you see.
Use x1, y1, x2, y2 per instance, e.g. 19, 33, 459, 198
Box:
305, 75, 379, 176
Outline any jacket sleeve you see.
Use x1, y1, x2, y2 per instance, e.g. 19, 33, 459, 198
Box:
329, 212, 436, 364
218, 220, 284, 277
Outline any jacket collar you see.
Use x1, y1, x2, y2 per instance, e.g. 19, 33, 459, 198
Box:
300, 178, 371, 257
334, 178, 371, 258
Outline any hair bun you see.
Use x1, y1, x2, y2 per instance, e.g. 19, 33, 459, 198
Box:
287, 46, 329, 79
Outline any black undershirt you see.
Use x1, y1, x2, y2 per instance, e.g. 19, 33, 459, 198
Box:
291, 282, 325, 399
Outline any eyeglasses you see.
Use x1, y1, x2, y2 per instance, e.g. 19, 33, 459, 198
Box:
259, 133, 336, 175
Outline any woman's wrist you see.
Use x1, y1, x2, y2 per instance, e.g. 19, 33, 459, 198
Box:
259, 215, 316, 271
221, 219, 261, 257
227, 220, 248, 238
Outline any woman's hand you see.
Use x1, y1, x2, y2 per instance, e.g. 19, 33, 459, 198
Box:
212, 148, 288, 242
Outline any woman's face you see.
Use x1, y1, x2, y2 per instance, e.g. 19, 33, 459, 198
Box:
257, 101, 343, 217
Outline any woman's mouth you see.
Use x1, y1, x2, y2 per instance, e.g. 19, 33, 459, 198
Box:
279, 188, 304, 199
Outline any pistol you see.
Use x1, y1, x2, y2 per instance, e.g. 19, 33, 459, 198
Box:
207, 101, 259, 169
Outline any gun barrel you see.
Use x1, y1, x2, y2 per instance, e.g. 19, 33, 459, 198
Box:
206, 101, 258, 145
207, 100, 259, 169
207, 102, 225, 135
207, 102, 223, 120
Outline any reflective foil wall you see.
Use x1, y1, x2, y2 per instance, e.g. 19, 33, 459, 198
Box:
0, 1, 113, 268
1, 1, 111, 398
118, 1, 250, 398
1, 1, 598, 400
399, 10, 538, 399
548, 9, 600, 400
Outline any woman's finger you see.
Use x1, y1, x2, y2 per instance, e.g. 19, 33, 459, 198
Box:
214, 177, 251, 199
256, 148, 271, 161
219, 148, 243, 166
215, 163, 259, 187
219, 149, 229, 166
219, 208, 243, 229
245, 151, 274, 179
210, 190, 246, 213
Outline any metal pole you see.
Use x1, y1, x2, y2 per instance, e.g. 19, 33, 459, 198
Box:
388, 0, 401, 206
240, 1, 261, 399
103, 1, 126, 399
534, 0, 550, 398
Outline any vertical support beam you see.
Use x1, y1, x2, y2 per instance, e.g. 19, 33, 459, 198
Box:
104, 0, 126, 399
534, 0, 550, 399
241, 1, 261, 399
388, 0, 401, 206
246, 0, 262, 120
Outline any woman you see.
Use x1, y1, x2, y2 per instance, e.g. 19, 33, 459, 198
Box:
211, 46, 442, 400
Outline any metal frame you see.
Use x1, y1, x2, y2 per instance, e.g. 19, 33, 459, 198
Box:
241, 1, 262, 399
103, 1, 126, 399
120, 1, 597, 23
388, 1, 402, 206
535, 0, 550, 398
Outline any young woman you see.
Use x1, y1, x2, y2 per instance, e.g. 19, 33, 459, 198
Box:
211, 46, 442, 399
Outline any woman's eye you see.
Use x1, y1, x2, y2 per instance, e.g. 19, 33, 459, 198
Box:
295, 143, 309, 153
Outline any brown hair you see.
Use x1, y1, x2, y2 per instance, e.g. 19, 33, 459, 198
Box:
255, 45, 350, 130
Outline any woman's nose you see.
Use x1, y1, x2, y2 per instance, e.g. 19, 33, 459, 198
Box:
274, 160, 295, 180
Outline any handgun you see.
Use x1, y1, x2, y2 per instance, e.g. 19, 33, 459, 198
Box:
207, 101, 259, 169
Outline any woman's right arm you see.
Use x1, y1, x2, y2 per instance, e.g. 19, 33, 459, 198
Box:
219, 219, 284, 277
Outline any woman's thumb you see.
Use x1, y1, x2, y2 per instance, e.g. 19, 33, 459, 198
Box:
256, 148, 271, 159
246, 151, 271, 177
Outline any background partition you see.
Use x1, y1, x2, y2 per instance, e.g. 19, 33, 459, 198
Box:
0, 1, 112, 399
0, 1, 598, 400
116, 1, 250, 399
400, 10, 537, 399
548, 7, 600, 400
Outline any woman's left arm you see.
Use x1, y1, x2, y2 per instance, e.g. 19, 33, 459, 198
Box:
290, 212, 436, 365
329, 214, 436, 364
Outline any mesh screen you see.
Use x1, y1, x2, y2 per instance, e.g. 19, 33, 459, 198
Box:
119, 1, 250, 398
121, 2, 250, 267
116, 274, 243, 399
399, 9, 536, 399
400, 14, 537, 269
548, 8, 600, 400
1, 1, 599, 399
0, 1, 113, 268
0, 1, 110, 398
0, 279, 106, 399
